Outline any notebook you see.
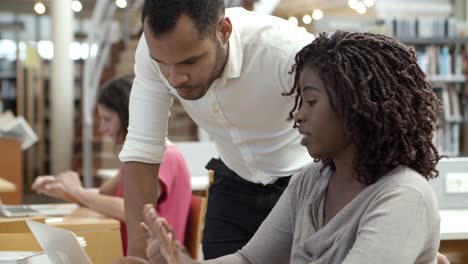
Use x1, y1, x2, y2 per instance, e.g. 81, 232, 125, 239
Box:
25, 220, 91, 264
0, 203, 78, 218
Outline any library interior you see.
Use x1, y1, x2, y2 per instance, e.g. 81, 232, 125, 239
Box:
0, 0, 467, 263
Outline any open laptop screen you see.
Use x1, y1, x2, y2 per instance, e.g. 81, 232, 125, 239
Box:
26, 220, 92, 264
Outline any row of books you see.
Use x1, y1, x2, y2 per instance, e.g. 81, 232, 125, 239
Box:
413, 45, 466, 76
433, 85, 467, 156
434, 123, 461, 156
434, 85, 463, 122
1, 79, 16, 100
0, 59, 16, 73
391, 17, 457, 39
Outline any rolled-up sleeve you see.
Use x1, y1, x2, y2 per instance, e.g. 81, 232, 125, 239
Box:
119, 34, 173, 164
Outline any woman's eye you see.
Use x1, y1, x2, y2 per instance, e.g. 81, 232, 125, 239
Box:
306, 100, 317, 106
185, 59, 197, 65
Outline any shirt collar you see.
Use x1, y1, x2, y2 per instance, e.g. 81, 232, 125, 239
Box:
223, 23, 243, 79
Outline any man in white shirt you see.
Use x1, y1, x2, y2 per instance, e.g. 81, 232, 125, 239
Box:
120, 0, 313, 259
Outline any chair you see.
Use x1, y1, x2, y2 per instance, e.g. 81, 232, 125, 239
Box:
184, 194, 207, 260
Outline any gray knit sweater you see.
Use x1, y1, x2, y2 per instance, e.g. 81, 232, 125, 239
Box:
205, 162, 440, 264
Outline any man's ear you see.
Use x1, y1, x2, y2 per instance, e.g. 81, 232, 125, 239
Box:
218, 16, 232, 44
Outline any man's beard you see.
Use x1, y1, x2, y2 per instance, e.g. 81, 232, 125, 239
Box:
204, 41, 228, 91
180, 41, 227, 100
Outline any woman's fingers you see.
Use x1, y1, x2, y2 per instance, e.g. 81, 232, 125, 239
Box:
142, 204, 180, 264
31, 176, 56, 192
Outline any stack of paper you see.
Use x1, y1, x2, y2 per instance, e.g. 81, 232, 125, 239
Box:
0, 111, 37, 150
76, 236, 87, 248
0, 251, 52, 264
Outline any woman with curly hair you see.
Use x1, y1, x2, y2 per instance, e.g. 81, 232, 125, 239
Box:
125, 31, 446, 264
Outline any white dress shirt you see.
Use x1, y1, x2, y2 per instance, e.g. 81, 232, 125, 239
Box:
120, 8, 314, 184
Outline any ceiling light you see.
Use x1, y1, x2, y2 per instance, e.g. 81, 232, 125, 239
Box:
348, 0, 359, 10
364, 0, 375, 7
299, 27, 307, 33
288, 17, 298, 26
302, 14, 312, 25
34, 2, 46, 15
115, 0, 127, 8
356, 2, 367, 14
312, 9, 323, 20
72, 0, 82, 12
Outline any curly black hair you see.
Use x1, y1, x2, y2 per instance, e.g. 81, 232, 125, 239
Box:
284, 31, 442, 185
97, 75, 133, 139
141, 0, 225, 38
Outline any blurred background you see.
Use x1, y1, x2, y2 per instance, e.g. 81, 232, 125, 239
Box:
0, 0, 466, 204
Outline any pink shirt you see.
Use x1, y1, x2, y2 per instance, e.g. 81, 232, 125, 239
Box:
116, 144, 191, 255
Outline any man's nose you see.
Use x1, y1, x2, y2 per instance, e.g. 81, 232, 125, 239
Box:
168, 66, 189, 88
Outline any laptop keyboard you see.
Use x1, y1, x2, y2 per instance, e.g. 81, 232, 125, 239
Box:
0, 205, 39, 217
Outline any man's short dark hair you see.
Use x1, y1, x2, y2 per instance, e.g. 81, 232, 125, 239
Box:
142, 0, 225, 38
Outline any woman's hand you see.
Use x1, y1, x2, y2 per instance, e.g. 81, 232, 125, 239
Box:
56, 171, 84, 197
114, 256, 150, 264
32, 175, 70, 201
437, 253, 450, 264
143, 204, 182, 264
31, 172, 82, 203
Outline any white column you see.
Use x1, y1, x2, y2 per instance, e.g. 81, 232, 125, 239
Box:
454, 0, 466, 21
51, 0, 74, 174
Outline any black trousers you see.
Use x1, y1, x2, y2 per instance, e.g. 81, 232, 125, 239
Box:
202, 158, 291, 260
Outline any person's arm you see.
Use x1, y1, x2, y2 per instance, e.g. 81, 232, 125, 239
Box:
99, 171, 122, 195
31, 175, 80, 203
74, 189, 126, 222
342, 185, 440, 264
141, 175, 297, 264
230, 185, 294, 264
141, 203, 256, 264
119, 33, 173, 259
124, 162, 160, 258
57, 171, 126, 222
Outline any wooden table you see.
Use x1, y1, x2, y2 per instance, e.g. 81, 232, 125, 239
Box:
439, 209, 468, 264
0, 206, 123, 263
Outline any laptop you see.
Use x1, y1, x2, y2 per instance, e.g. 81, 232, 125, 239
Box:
0, 203, 79, 218
430, 157, 468, 209
26, 220, 92, 264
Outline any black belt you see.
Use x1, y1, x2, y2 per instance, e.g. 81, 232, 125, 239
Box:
205, 158, 291, 188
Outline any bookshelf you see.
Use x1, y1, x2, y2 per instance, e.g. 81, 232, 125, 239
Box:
399, 37, 468, 46
426, 75, 466, 83
402, 37, 468, 157
0, 55, 84, 188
